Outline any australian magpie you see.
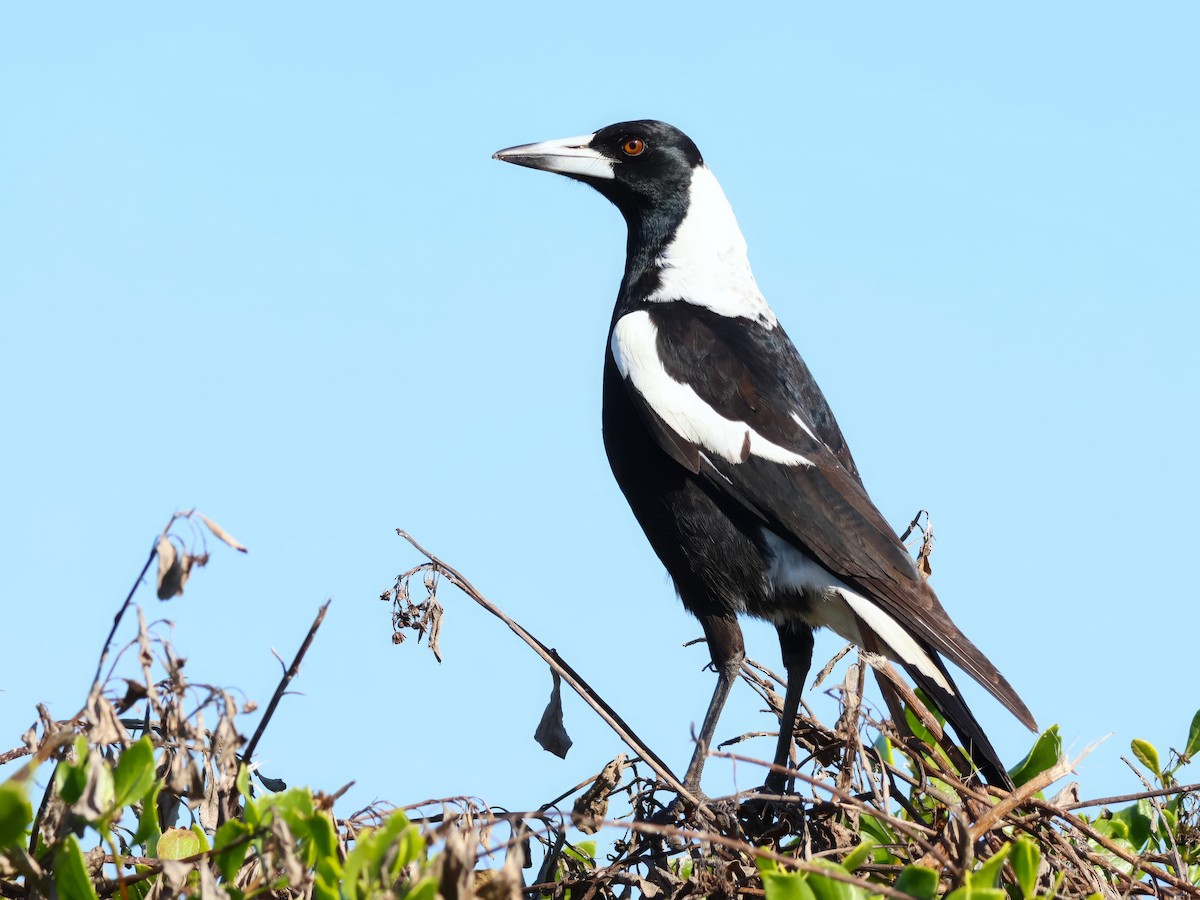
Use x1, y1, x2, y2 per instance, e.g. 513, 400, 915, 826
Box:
493, 120, 1036, 795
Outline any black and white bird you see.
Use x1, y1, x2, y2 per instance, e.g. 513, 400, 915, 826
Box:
493, 121, 1036, 795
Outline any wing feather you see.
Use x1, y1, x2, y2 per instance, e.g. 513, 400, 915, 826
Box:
611, 304, 1036, 731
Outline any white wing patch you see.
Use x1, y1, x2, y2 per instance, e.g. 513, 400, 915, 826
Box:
611, 310, 813, 468
761, 532, 952, 692
646, 166, 778, 327
790, 411, 817, 442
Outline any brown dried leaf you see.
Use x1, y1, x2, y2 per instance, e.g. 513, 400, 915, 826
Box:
533, 670, 572, 759
422, 599, 444, 663
613, 872, 663, 899
270, 815, 306, 888
86, 686, 128, 745
572, 753, 627, 834
156, 536, 178, 598
476, 843, 525, 900
115, 678, 149, 714
165, 747, 202, 796
436, 826, 476, 900
158, 859, 192, 891
199, 514, 248, 554
156, 536, 192, 599
644, 865, 682, 896
72, 752, 115, 822
917, 518, 935, 580
199, 766, 219, 832
199, 861, 232, 900
1048, 781, 1081, 808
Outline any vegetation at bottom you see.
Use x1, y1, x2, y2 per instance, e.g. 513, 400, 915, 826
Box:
1, 512, 1198, 899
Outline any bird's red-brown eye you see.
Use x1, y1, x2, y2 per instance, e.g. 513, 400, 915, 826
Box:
622, 138, 645, 156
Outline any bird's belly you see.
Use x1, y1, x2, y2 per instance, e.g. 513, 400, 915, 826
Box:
755, 530, 865, 642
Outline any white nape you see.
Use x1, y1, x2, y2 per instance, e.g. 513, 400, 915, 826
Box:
646, 165, 778, 327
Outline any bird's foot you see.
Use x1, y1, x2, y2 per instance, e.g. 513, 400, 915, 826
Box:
736, 780, 806, 841
644, 789, 741, 839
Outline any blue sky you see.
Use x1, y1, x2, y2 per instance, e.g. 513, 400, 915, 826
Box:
3, 4, 1198, 821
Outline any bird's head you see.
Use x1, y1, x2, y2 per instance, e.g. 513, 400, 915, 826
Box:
493, 120, 703, 225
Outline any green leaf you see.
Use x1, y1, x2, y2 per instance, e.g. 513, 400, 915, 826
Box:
243, 792, 262, 830
893, 865, 939, 899
55, 744, 91, 806
374, 809, 421, 879
762, 871, 817, 900
405, 876, 440, 900
158, 826, 202, 860
236, 763, 251, 798
872, 733, 895, 766
913, 688, 946, 725
857, 815, 897, 863
308, 809, 339, 861
1010, 836, 1040, 898
1112, 801, 1153, 851
343, 809, 421, 898
313, 873, 340, 900
805, 863, 865, 900
1008, 726, 1061, 787
1090, 816, 1130, 845
113, 738, 157, 810
132, 779, 163, 856
396, 821, 425, 872
969, 843, 1011, 889
55, 834, 100, 900
1185, 710, 1200, 761
190, 822, 211, 852
563, 839, 596, 866
1131, 739, 1161, 778
946, 889, 1006, 900
840, 837, 876, 873
214, 820, 252, 883
904, 703, 937, 745
274, 786, 316, 824
0, 779, 34, 849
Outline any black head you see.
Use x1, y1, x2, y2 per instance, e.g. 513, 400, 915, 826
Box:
493, 120, 704, 223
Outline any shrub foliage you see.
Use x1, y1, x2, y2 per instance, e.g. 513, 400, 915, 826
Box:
1, 513, 1197, 899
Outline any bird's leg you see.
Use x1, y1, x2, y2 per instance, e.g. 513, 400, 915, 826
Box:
766, 624, 815, 794
680, 613, 745, 798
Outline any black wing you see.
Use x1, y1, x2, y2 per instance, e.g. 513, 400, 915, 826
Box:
614, 302, 1036, 732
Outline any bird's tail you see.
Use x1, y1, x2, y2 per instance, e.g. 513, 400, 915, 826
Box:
900, 657, 1014, 789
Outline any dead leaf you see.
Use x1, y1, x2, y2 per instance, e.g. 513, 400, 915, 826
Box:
612, 872, 663, 898
158, 859, 192, 892
270, 815, 306, 888
115, 678, 149, 714
165, 747, 202, 796
644, 865, 682, 896
199, 861, 232, 900
73, 751, 115, 822
572, 754, 627, 834
85, 686, 128, 746
476, 843, 525, 900
156, 536, 192, 599
533, 670, 572, 759
199, 514, 248, 553
1048, 782, 1081, 808
436, 826, 475, 900
255, 772, 287, 792
199, 756, 221, 833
